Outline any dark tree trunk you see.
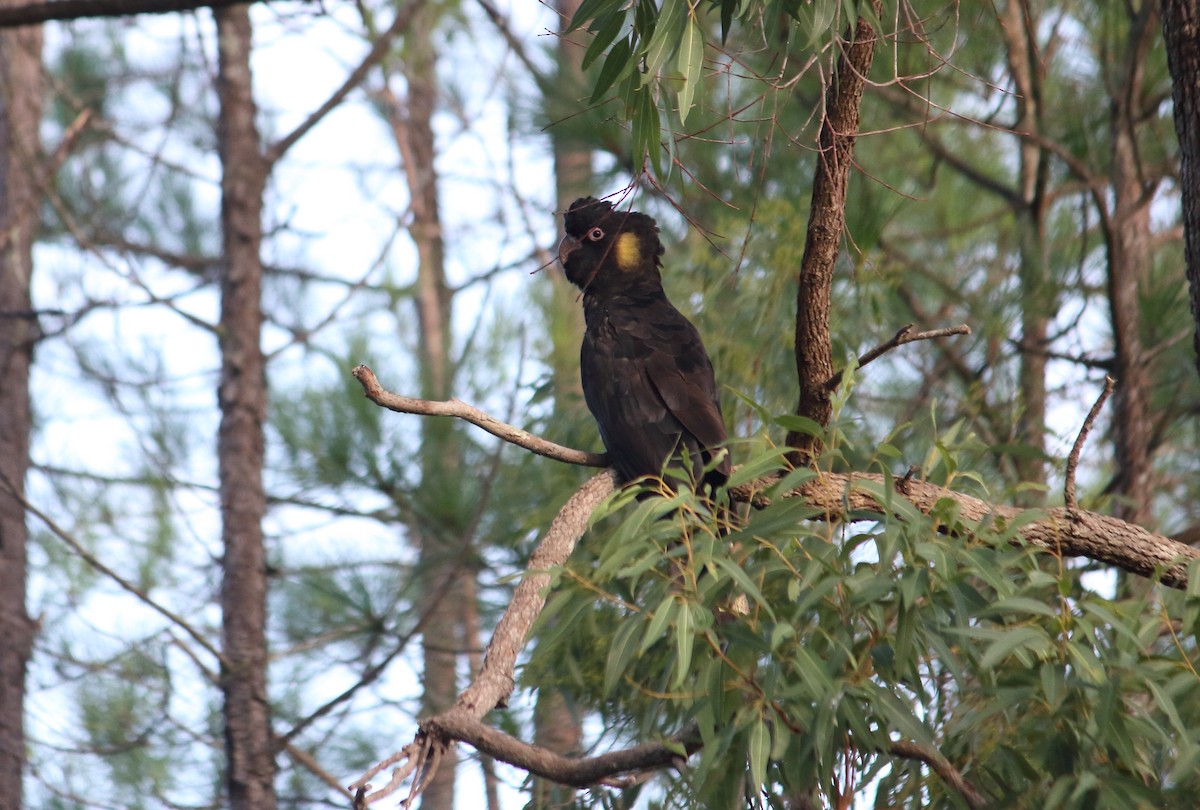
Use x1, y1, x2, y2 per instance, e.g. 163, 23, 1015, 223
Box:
1161, 0, 1200, 381
214, 5, 275, 808
0, 16, 42, 810
787, 5, 882, 459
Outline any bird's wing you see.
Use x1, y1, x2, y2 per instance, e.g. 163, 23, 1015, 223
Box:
610, 300, 729, 479
580, 326, 679, 483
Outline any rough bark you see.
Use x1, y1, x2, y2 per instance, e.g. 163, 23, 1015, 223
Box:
215, 5, 275, 808
0, 14, 41, 809
1106, 4, 1159, 527
1161, 0, 1200, 381
786, 5, 881, 459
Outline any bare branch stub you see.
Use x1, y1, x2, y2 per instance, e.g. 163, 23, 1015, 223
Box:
1064, 375, 1115, 510
352, 364, 608, 467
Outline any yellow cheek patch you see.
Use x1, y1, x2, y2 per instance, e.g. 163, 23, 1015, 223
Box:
615, 232, 641, 271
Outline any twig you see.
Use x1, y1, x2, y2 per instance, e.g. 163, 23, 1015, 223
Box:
826, 323, 972, 390
352, 365, 608, 468
1064, 376, 1115, 510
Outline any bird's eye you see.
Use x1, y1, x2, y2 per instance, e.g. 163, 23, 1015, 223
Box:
587, 227, 605, 241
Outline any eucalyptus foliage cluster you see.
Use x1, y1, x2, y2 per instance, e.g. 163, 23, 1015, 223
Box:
530, 417, 1200, 808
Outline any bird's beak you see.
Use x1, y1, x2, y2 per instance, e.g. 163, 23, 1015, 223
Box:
558, 233, 580, 266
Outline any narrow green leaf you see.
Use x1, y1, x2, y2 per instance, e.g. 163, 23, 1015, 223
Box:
676, 17, 703, 124
719, 0, 735, 43
639, 594, 677, 654
773, 413, 824, 438
673, 602, 694, 687
712, 556, 774, 619
642, 0, 685, 80
591, 35, 635, 103
985, 595, 1059, 619
632, 84, 660, 173
582, 10, 628, 70
724, 445, 792, 488
747, 716, 770, 790
568, 0, 624, 32
604, 618, 642, 696
979, 625, 1051, 670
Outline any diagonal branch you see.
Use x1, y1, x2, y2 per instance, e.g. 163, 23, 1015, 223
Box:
264, 0, 426, 167
349, 471, 617, 805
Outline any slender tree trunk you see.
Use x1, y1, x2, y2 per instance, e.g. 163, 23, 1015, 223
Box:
1161, 0, 1200, 381
394, 6, 461, 808
214, 6, 275, 808
0, 16, 42, 810
786, 5, 881, 459
1001, 0, 1051, 495
1106, 5, 1159, 527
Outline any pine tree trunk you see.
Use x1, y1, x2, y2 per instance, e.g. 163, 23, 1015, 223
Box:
214, 6, 275, 808
396, 6, 461, 808
0, 17, 42, 810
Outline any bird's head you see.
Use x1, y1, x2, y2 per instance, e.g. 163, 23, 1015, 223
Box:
558, 196, 664, 295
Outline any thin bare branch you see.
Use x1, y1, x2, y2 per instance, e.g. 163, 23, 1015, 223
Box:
827, 322, 972, 390
352, 365, 608, 467
1064, 376, 1115, 510
265, 0, 426, 167
2, 476, 226, 665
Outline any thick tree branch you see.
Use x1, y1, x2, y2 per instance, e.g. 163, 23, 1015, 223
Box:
354, 371, 1198, 589
350, 368, 1195, 804
352, 365, 608, 467
746, 471, 1198, 590
0, 0, 268, 26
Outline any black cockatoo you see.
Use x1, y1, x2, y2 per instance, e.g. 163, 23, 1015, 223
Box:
558, 196, 730, 489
